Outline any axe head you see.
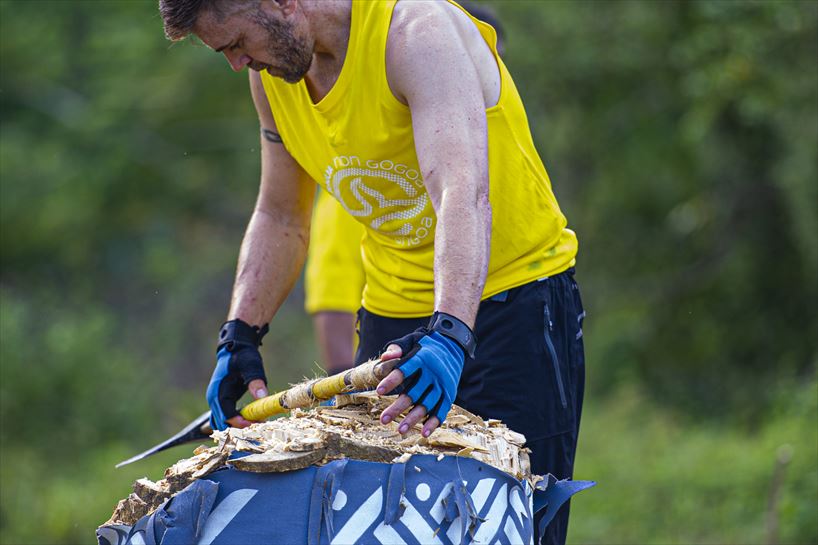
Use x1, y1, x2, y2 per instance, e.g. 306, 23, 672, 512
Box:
116, 410, 213, 468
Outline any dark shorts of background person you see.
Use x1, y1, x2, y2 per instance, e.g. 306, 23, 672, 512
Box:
354, 269, 586, 545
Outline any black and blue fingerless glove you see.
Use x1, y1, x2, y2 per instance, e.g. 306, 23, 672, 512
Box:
387, 312, 477, 424
206, 319, 269, 431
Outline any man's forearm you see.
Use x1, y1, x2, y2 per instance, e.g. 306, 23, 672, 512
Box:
228, 207, 309, 326
433, 191, 492, 328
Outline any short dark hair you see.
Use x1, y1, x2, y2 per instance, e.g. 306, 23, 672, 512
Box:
158, 0, 224, 41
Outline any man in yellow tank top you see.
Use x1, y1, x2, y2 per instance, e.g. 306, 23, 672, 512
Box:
160, 2, 585, 542
304, 1, 505, 378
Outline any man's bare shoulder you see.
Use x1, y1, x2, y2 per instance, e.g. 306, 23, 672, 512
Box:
387, 1, 498, 107
389, 1, 476, 47
388, 2, 471, 93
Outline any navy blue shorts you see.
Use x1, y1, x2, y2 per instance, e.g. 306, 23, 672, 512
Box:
355, 269, 586, 545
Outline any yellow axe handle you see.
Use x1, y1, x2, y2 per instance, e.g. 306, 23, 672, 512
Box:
239, 357, 399, 422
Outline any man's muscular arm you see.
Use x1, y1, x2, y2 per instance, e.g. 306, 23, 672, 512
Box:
229, 71, 314, 324
223, 71, 315, 426
387, 2, 492, 327
377, 2, 494, 435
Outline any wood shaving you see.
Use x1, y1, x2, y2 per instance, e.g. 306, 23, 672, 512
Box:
106, 392, 537, 527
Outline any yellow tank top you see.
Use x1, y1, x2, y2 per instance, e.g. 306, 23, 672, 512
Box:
261, 0, 578, 318
304, 189, 366, 314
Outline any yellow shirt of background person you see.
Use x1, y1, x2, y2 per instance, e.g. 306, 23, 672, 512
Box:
305, 189, 366, 315
270, 0, 578, 318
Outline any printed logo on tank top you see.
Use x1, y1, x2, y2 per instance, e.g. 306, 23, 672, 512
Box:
324, 155, 435, 247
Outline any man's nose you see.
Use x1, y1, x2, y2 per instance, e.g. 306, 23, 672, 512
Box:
223, 51, 252, 72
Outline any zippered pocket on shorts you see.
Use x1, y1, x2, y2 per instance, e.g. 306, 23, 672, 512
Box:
544, 303, 568, 409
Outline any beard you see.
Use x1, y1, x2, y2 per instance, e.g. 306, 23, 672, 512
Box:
252, 10, 312, 83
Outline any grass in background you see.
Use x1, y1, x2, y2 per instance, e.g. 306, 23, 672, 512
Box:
0, 444, 185, 544
570, 373, 818, 544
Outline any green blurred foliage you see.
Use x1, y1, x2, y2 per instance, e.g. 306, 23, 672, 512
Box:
0, 1, 815, 544
571, 372, 818, 544
495, 0, 818, 419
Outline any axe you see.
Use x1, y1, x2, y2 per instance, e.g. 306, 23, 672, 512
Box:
116, 355, 405, 468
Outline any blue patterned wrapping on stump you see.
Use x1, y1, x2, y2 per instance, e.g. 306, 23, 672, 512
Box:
97, 454, 594, 545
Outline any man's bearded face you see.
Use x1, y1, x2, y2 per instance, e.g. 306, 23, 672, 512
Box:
251, 9, 312, 83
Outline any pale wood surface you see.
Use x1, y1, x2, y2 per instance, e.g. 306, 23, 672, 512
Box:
105, 393, 536, 526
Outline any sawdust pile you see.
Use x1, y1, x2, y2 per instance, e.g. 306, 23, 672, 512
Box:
106, 392, 534, 526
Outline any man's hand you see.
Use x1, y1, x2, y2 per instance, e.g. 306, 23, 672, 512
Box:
206, 319, 270, 430
376, 313, 475, 437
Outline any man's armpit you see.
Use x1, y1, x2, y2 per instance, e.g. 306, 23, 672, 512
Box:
262, 128, 283, 144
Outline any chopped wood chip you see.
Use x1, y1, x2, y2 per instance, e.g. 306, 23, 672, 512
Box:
132, 478, 170, 505
393, 452, 413, 464
425, 429, 487, 452
231, 448, 327, 473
